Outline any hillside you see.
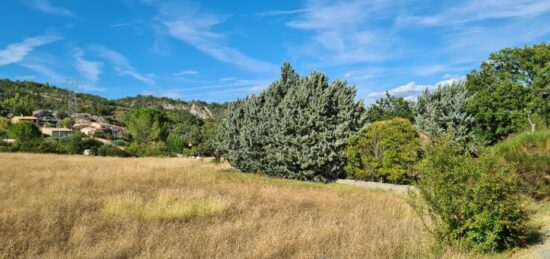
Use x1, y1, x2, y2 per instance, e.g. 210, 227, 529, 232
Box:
0, 79, 225, 121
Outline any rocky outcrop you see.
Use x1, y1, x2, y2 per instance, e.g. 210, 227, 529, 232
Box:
189, 104, 213, 119
70, 113, 107, 124
32, 110, 63, 126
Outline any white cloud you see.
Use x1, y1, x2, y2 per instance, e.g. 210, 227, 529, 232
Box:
286, 0, 397, 65
27, 0, 75, 17
173, 70, 199, 76
0, 35, 59, 66
436, 76, 465, 87
154, 1, 277, 72
74, 48, 101, 82
398, 0, 550, 26
368, 81, 432, 100
109, 22, 131, 28
93, 46, 156, 86
255, 9, 309, 17
368, 76, 466, 101
164, 19, 277, 72
20, 62, 64, 82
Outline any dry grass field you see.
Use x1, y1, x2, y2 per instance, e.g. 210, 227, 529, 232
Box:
0, 153, 545, 258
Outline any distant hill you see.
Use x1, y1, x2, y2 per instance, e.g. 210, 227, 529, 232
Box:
0, 79, 226, 122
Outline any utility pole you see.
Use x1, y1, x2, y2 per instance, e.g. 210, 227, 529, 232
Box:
65, 79, 80, 116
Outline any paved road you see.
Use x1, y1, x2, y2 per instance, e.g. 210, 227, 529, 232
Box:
336, 179, 415, 193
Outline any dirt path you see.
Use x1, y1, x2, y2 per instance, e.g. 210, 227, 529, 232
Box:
336, 179, 415, 193
532, 202, 550, 259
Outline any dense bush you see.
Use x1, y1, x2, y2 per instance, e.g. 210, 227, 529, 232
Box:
56, 133, 86, 154
493, 130, 550, 199
411, 137, 530, 253
0, 129, 8, 139
0, 117, 10, 129
345, 118, 422, 183
112, 139, 129, 147
216, 63, 366, 181
98, 144, 130, 157
9, 122, 42, 151
37, 137, 59, 153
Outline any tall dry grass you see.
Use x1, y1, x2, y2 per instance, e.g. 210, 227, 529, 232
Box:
0, 153, 441, 258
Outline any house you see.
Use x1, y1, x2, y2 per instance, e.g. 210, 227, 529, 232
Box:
11, 116, 39, 125
41, 128, 73, 138
80, 122, 124, 138
72, 122, 91, 129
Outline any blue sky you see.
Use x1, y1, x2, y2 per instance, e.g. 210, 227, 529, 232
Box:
0, 0, 548, 103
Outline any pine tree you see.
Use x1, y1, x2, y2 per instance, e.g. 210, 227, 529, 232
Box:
414, 81, 478, 153
215, 63, 365, 181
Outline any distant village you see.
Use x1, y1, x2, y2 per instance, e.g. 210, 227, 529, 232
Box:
10, 111, 124, 139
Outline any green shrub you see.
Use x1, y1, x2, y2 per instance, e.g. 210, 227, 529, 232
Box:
92, 130, 107, 139
37, 137, 59, 153
492, 130, 550, 199
112, 139, 129, 147
82, 137, 103, 155
0, 129, 8, 139
345, 118, 422, 183
8, 121, 42, 151
0, 117, 10, 130
0, 140, 16, 152
411, 137, 530, 253
56, 133, 85, 154
98, 144, 129, 157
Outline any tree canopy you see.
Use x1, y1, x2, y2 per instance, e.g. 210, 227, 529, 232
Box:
365, 92, 414, 123
466, 43, 550, 144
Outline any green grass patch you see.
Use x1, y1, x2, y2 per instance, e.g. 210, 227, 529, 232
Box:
103, 191, 230, 220
492, 130, 550, 199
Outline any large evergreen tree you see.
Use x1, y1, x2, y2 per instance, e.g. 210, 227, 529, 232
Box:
414, 81, 478, 153
215, 63, 365, 181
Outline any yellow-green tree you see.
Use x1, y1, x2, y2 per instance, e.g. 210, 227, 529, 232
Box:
345, 118, 422, 183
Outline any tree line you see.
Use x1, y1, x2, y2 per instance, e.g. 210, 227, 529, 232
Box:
214, 43, 549, 253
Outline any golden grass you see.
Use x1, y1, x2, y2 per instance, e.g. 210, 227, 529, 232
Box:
103, 191, 230, 220
0, 153, 536, 258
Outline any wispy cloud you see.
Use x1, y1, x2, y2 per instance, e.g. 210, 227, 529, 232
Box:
0, 35, 60, 66
163, 20, 277, 72
368, 81, 432, 100
93, 46, 156, 86
397, 0, 550, 26
173, 70, 199, 76
109, 22, 131, 28
255, 9, 309, 17
26, 0, 75, 17
73, 48, 101, 82
20, 61, 64, 82
368, 76, 466, 101
155, 2, 277, 72
286, 0, 397, 65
